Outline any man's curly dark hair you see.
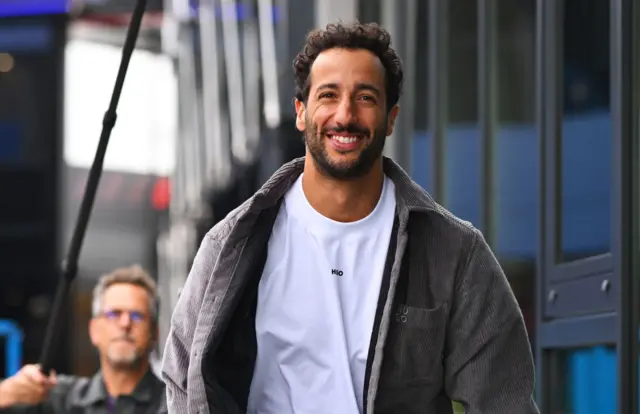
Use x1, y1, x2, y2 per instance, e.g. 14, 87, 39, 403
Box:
293, 22, 404, 112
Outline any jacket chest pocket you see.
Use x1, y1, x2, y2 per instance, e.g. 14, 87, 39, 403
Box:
380, 303, 448, 385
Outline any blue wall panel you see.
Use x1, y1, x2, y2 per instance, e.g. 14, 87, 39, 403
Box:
411, 110, 610, 259
0, 0, 67, 17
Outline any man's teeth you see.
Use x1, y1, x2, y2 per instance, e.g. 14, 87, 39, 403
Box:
333, 135, 359, 144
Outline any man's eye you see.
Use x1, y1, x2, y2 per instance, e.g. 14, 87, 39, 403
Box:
130, 311, 145, 322
359, 95, 374, 101
319, 92, 335, 99
105, 310, 120, 319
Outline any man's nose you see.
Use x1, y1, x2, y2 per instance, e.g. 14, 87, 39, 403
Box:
117, 312, 133, 328
333, 97, 356, 126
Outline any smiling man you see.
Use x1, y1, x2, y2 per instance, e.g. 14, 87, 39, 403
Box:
162, 22, 539, 414
0, 265, 166, 414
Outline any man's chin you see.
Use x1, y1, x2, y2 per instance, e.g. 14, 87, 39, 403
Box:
308, 144, 373, 179
106, 353, 142, 370
320, 162, 367, 180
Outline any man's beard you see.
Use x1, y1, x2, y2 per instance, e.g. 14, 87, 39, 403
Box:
105, 338, 146, 371
304, 118, 387, 180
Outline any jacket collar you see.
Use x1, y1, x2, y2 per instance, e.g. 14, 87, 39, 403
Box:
77, 369, 159, 407
250, 157, 439, 214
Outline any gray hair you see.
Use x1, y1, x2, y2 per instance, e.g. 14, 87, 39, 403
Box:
91, 265, 159, 323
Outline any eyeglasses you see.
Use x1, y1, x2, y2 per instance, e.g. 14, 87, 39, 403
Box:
100, 309, 146, 323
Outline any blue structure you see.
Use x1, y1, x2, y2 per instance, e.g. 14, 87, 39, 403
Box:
0, 0, 67, 18
412, 109, 611, 260
567, 346, 616, 414
0, 2, 62, 381
0, 319, 23, 378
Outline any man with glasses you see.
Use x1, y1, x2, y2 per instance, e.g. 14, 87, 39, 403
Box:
0, 265, 166, 413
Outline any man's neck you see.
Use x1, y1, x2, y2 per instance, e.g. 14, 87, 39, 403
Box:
101, 360, 149, 397
301, 157, 385, 222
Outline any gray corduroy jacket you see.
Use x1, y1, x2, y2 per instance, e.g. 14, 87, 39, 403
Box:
161, 157, 539, 414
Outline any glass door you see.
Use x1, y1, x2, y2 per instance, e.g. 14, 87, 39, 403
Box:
535, 0, 638, 412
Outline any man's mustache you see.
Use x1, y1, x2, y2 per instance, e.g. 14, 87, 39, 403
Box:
111, 336, 135, 344
322, 124, 369, 136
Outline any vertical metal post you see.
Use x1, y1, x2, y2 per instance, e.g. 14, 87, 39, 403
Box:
199, 0, 232, 189
257, 0, 281, 128
427, 0, 447, 203
540, 0, 563, 269
478, 0, 497, 245
612, 0, 638, 411
631, 4, 640, 414
381, 0, 400, 162
382, 0, 415, 172
536, 0, 566, 409
241, 0, 262, 162
401, 0, 417, 174
534, 0, 548, 409
220, 0, 250, 164
315, 0, 357, 28
539, 0, 565, 291
176, 25, 205, 212
535, 0, 571, 410
278, 0, 315, 119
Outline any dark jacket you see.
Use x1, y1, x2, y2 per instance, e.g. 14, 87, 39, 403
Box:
1, 369, 166, 414
162, 157, 539, 414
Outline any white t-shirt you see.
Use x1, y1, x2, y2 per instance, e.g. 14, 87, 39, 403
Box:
246, 174, 397, 414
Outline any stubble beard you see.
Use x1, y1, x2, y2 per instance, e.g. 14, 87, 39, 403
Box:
105, 342, 146, 371
304, 118, 388, 180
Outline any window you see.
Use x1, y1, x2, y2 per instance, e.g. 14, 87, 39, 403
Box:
559, 0, 611, 261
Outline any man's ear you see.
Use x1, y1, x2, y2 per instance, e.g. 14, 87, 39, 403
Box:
295, 99, 306, 132
88, 318, 99, 347
386, 104, 400, 136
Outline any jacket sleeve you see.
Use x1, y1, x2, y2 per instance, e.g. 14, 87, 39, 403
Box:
0, 404, 45, 414
444, 229, 539, 414
0, 376, 76, 414
161, 234, 224, 413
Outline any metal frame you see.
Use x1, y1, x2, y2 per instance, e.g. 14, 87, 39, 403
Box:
536, 0, 638, 411
401, 0, 417, 175
381, 0, 416, 172
628, 2, 640, 413
174, 22, 206, 216
535, 0, 606, 409
220, 0, 250, 164
357, 0, 381, 23
612, 0, 638, 411
534, 0, 550, 399
477, 0, 497, 245
315, 0, 357, 28
199, 0, 232, 190
427, 0, 447, 203
240, 0, 262, 163
260, 0, 282, 128
538, 312, 617, 347
538, 0, 616, 320
540, 0, 614, 287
